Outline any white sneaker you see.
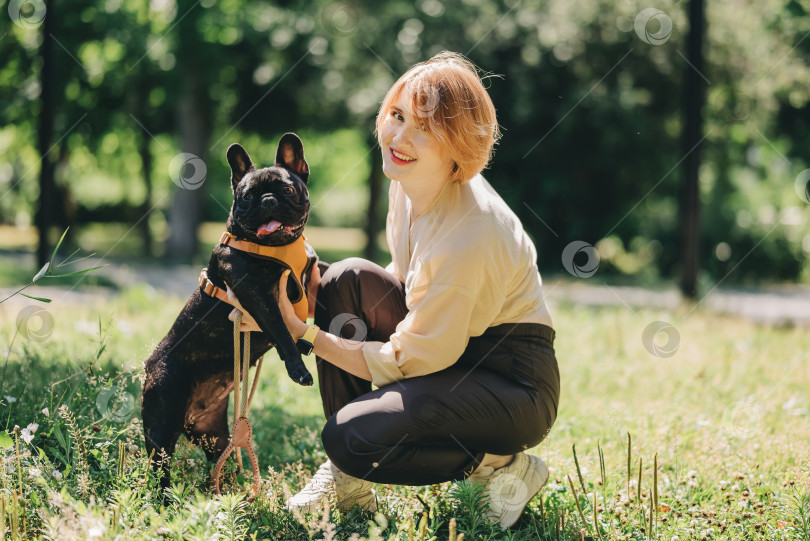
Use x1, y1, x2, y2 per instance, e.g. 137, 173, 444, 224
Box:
284, 459, 377, 514
468, 452, 549, 529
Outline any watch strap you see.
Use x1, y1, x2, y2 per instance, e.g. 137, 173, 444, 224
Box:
297, 324, 319, 355
301, 324, 319, 345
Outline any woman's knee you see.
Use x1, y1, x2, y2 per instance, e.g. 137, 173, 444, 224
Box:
321, 416, 371, 478
318, 258, 369, 311
316, 257, 404, 339
316, 258, 372, 331
320, 258, 380, 294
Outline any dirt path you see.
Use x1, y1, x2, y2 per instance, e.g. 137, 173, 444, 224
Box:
2, 255, 809, 326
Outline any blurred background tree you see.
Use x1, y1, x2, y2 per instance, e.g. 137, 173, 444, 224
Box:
1, 0, 808, 293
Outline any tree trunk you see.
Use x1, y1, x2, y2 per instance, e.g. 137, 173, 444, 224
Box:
133, 82, 154, 257
36, 0, 55, 267
679, 0, 706, 298
363, 135, 383, 262
138, 125, 153, 257
164, 69, 209, 261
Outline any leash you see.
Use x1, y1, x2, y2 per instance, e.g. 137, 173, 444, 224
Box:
212, 311, 263, 502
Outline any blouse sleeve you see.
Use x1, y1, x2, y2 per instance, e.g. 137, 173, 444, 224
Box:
361, 253, 502, 388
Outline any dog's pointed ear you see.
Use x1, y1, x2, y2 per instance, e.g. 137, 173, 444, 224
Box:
275, 133, 309, 183
227, 143, 255, 191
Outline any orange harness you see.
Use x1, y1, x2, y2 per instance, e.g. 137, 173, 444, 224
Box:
202, 231, 312, 501
198, 231, 310, 322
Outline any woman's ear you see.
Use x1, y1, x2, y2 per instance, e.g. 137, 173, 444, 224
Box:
275, 133, 310, 183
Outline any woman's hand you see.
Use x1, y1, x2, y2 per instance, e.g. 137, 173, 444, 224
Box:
226, 287, 261, 333
226, 269, 309, 340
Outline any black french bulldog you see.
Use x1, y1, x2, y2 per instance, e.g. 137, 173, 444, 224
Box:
141, 133, 316, 491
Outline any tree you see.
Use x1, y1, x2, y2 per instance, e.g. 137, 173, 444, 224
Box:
680, 0, 707, 298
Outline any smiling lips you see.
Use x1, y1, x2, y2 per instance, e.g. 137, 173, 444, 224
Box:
390, 147, 416, 165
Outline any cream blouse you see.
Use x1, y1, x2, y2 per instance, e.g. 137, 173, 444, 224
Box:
361, 174, 554, 388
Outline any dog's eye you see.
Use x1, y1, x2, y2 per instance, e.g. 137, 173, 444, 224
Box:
282, 186, 295, 195
243, 192, 253, 201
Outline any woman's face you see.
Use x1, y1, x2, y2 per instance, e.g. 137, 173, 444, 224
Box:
379, 90, 454, 185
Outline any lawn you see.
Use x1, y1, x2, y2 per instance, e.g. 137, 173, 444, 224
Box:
0, 284, 808, 540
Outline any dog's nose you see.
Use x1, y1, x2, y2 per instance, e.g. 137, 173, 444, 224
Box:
260, 195, 278, 208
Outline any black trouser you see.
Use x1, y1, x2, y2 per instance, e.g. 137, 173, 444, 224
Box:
314, 257, 560, 485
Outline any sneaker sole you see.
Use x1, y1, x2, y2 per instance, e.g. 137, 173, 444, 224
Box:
286, 489, 377, 514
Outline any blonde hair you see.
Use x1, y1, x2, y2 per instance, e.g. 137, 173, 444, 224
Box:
375, 51, 501, 183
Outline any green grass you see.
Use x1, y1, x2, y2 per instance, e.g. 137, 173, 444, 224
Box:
1, 286, 809, 540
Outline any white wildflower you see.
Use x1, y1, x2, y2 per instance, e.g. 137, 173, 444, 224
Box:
53, 470, 63, 480
4, 396, 16, 403
42, 407, 49, 416
29, 467, 41, 478
21, 423, 39, 444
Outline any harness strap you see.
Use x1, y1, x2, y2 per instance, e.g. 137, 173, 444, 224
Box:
199, 268, 231, 304
218, 232, 310, 322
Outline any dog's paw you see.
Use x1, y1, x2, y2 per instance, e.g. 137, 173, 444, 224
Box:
288, 365, 313, 386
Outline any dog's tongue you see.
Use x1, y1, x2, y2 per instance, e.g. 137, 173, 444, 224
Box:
257, 220, 282, 236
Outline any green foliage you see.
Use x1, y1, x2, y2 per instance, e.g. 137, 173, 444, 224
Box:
448, 479, 493, 539
0, 228, 104, 303
1, 293, 810, 538
2, 0, 810, 281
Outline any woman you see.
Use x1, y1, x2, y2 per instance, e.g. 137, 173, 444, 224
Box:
229, 51, 559, 529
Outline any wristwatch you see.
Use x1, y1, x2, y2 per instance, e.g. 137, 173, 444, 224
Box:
297, 324, 319, 355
